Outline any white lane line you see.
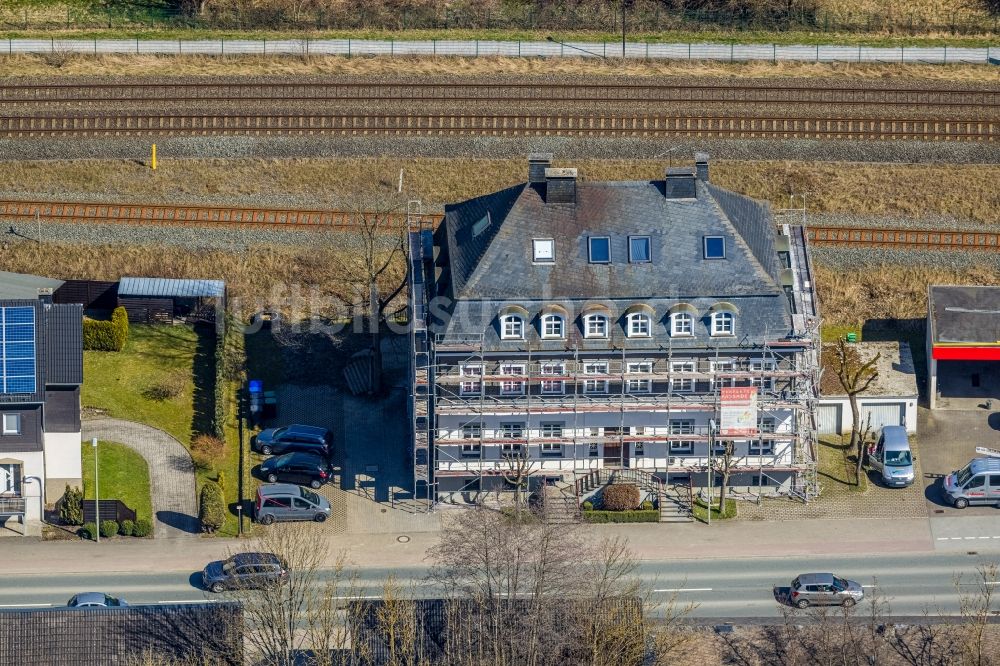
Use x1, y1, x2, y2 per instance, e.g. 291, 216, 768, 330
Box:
861, 585, 876, 588
654, 588, 713, 593
0, 603, 52, 608
333, 595, 381, 600
157, 599, 215, 604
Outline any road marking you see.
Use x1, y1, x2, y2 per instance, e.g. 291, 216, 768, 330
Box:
157, 599, 215, 604
937, 536, 1000, 541
654, 588, 713, 593
333, 595, 381, 600
861, 585, 876, 588
0, 603, 52, 608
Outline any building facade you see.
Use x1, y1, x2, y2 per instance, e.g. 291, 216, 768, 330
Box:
409, 155, 819, 505
0, 288, 83, 529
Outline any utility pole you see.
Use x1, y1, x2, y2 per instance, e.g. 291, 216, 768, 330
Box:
92, 437, 99, 543
707, 419, 715, 526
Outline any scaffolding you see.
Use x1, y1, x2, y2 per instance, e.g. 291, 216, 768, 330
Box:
408, 225, 821, 506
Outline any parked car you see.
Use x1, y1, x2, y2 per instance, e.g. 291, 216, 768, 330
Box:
67, 592, 128, 608
789, 573, 864, 609
252, 424, 332, 457
259, 452, 332, 489
943, 457, 1000, 508
202, 552, 288, 593
868, 425, 915, 487
255, 483, 331, 524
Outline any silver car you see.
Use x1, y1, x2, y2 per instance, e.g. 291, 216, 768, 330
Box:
68, 592, 128, 608
789, 573, 864, 609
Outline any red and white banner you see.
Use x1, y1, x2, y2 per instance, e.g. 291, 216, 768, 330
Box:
719, 386, 758, 437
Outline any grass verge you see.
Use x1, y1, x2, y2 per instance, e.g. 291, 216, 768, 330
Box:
818, 435, 868, 494
692, 497, 737, 522
81, 440, 153, 523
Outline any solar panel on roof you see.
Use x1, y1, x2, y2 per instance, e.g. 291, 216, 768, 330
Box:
1, 306, 36, 394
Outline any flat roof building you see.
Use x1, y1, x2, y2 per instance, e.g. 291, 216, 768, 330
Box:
927, 285, 1000, 409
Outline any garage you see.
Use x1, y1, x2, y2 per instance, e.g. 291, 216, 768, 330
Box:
816, 404, 842, 435
860, 402, 905, 430
927, 286, 1000, 410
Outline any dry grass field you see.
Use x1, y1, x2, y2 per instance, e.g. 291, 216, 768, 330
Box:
1, 158, 997, 224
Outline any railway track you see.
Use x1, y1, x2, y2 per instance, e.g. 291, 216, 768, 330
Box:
1, 113, 995, 141
0, 199, 995, 252
1, 81, 996, 108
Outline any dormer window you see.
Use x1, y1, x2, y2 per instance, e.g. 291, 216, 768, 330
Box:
532, 238, 555, 263
627, 313, 651, 337
584, 314, 608, 338
588, 237, 611, 264
541, 314, 565, 339
671, 312, 694, 336
704, 236, 726, 259
500, 314, 524, 339
711, 312, 735, 336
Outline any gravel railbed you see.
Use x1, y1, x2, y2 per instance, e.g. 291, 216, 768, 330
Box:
804, 213, 1000, 232
811, 246, 1000, 270
0, 135, 997, 164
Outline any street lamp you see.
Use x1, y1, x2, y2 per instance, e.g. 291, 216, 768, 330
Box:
92, 437, 99, 543
707, 419, 716, 527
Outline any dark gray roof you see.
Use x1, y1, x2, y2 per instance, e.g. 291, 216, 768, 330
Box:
45, 303, 82, 386
0, 271, 63, 300
929, 285, 1000, 345
119, 277, 225, 299
0, 602, 242, 666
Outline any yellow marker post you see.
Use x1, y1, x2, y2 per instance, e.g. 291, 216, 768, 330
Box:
151, 144, 157, 170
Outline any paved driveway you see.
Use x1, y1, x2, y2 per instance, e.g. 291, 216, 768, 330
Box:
82, 418, 199, 538
919, 406, 1000, 516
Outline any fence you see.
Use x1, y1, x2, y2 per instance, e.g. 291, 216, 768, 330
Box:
54, 279, 119, 311
3, 38, 997, 64
81, 499, 136, 524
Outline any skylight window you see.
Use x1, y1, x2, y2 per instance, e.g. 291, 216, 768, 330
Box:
589, 237, 611, 264
532, 238, 555, 263
704, 236, 726, 259
472, 213, 491, 238
629, 236, 651, 263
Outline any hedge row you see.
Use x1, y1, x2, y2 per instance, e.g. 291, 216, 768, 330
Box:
199, 481, 226, 533
581, 509, 660, 524
83, 306, 129, 351
211, 322, 227, 439
79, 518, 152, 540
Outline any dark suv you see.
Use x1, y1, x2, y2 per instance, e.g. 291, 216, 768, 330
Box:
252, 424, 332, 457
259, 452, 332, 489
202, 552, 288, 593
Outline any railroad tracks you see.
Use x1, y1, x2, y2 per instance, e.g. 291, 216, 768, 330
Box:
0, 199, 995, 252
1, 113, 995, 141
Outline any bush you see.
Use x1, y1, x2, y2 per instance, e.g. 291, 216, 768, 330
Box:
581, 500, 594, 511
80, 522, 98, 540
215, 470, 226, 494
133, 518, 153, 538
111, 306, 129, 350
581, 510, 660, 524
119, 519, 135, 537
191, 434, 226, 472
199, 481, 226, 534
640, 500, 655, 511
83, 307, 129, 351
100, 520, 119, 538
601, 484, 641, 511
141, 371, 186, 401
59, 485, 84, 526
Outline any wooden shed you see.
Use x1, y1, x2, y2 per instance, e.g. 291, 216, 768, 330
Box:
117, 277, 226, 324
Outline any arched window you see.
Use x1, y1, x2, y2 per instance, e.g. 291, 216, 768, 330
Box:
670, 312, 694, 336
541, 314, 565, 339
584, 314, 608, 338
500, 314, 524, 339
711, 312, 735, 336
626, 313, 651, 337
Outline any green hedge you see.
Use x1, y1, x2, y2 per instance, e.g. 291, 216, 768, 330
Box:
581, 509, 660, 524
83, 306, 129, 351
199, 481, 226, 533
211, 321, 227, 439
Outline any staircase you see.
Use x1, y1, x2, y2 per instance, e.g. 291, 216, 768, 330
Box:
661, 482, 695, 523
541, 483, 581, 524
572, 468, 693, 524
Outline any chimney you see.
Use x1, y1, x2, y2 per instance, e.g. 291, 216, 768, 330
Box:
664, 167, 697, 199
528, 153, 553, 184
544, 167, 577, 204
695, 152, 710, 182
37, 287, 53, 304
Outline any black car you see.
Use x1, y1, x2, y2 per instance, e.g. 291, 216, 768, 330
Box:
202, 552, 288, 593
252, 424, 333, 457
259, 452, 332, 489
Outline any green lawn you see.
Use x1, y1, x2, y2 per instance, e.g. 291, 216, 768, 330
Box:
818, 435, 869, 494
81, 440, 153, 524
692, 497, 737, 522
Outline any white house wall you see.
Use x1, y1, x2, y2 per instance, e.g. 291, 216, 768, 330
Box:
0, 450, 45, 521
816, 397, 918, 435
43, 431, 83, 503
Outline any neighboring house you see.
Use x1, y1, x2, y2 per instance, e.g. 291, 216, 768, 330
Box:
817, 341, 919, 435
0, 274, 83, 531
409, 154, 821, 504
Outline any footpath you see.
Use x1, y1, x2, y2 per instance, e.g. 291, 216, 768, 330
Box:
0, 515, 950, 576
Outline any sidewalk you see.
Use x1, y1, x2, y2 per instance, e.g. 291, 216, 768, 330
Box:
3, 515, 946, 576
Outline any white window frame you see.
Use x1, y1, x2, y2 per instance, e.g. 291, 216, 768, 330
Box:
500, 314, 524, 340
583, 362, 609, 394
628, 235, 651, 263
588, 236, 612, 264
704, 235, 726, 259
499, 364, 525, 395
540, 362, 565, 394
1, 413, 20, 436
540, 423, 564, 438
461, 423, 482, 439
541, 314, 565, 339
758, 417, 776, 434
588, 442, 600, 457
540, 442, 562, 456
627, 313, 651, 338
670, 312, 693, 336
461, 442, 481, 456
584, 314, 608, 339
710, 360, 735, 391
670, 361, 695, 393
750, 359, 776, 390
460, 365, 483, 396
532, 238, 555, 264
626, 362, 652, 393
669, 419, 695, 435
669, 441, 694, 455
750, 439, 775, 456
711, 312, 735, 337
499, 423, 524, 439
633, 442, 645, 456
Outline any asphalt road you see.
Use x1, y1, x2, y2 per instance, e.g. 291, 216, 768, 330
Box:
4, 552, 998, 618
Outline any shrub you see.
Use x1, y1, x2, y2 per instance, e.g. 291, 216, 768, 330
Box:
100, 520, 119, 538
581, 500, 594, 511
191, 434, 226, 472
119, 519, 135, 537
581, 510, 659, 524
59, 485, 84, 526
133, 518, 153, 537
111, 306, 129, 350
83, 318, 118, 351
80, 522, 98, 540
601, 484, 641, 511
640, 500, 655, 511
215, 470, 226, 494
142, 371, 187, 402
212, 326, 228, 440
199, 481, 226, 534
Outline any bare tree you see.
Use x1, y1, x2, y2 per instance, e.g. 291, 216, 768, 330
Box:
499, 446, 537, 517
957, 562, 1000, 666
831, 338, 880, 484
713, 440, 735, 515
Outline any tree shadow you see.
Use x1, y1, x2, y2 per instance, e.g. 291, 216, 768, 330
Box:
191, 323, 217, 437
156, 510, 200, 534
989, 412, 1000, 432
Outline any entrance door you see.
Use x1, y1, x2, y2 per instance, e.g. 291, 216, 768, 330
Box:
603, 428, 622, 466
0, 463, 19, 495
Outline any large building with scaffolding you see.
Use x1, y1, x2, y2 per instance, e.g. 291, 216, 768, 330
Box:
409, 153, 820, 508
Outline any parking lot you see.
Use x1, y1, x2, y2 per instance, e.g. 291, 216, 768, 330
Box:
918, 406, 1000, 517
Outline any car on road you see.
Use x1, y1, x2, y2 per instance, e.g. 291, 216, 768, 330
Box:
254, 483, 331, 524
868, 425, 915, 487
67, 592, 128, 608
789, 573, 863, 609
252, 424, 332, 458
943, 457, 1000, 508
202, 552, 288, 593
259, 452, 333, 489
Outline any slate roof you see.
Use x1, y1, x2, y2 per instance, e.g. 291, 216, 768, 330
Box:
119, 277, 225, 299
0, 271, 64, 300
436, 173, 794, 352
928, 285, 1000, 346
